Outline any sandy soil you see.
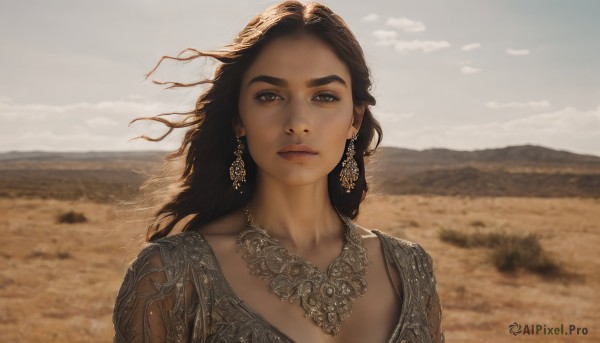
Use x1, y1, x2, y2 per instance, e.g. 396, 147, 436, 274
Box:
0, 195, 598, 342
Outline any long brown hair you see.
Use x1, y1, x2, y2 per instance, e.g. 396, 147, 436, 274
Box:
134, 1, 382, 242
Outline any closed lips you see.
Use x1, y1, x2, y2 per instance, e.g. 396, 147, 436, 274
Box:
278, 145, 318, 154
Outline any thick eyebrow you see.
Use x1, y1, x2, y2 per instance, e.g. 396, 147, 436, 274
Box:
247, 74, 347, 88
306, 75, 347, 88
247, 75, 287, 87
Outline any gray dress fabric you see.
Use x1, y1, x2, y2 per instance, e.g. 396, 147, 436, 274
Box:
113, 219, 445, 343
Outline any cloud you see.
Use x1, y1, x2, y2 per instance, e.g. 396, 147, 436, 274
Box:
461, 43, 481, 51
372, 18, 448, 54
361, 13, 379, 22
375, 110, 416, 121
485, 100, 551, 110
0, 97, 185, 151
461, 66, 482, 74
385, 17, 426, 32
381, 106, 600, 156
85, 117, 119, 127
393, 40, 450, 54
372, 30, 398, 46
459, 106, 599, 138
506, 49, 530, 56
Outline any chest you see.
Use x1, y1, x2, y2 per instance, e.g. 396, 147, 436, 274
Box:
208, 271, 401, 343
204, 235, 403, 343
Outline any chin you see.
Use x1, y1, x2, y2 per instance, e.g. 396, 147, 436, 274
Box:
270, 172, 328, 187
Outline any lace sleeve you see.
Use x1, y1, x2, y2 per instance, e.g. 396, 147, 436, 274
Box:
415, 244, 445, 343
113, 243, 192, 343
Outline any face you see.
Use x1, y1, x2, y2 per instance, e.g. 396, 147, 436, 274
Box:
236, 34, 364, 188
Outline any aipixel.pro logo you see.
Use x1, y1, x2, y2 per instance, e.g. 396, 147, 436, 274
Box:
508, 322, 588, 336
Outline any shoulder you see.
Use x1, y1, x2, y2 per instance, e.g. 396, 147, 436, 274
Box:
371, 229, 434, 263
367, 229, 437, 285
350, 221, 433, 270
347, 220, 420, 253
127, 230, 215, 274
131, 209, 246, 271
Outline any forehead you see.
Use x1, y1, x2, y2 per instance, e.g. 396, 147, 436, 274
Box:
242, 34, 351, 85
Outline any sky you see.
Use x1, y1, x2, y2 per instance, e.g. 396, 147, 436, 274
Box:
1, 0, 599, 155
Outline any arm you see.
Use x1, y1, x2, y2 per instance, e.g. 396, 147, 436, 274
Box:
425, 281, 445, 343
415, 244, 445, 343
113, 243, 190, 343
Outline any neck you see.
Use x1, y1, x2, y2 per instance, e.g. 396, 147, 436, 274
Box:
246, 173, 345, 251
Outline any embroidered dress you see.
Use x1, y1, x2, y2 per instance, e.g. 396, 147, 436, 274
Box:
113, 219, 445, 343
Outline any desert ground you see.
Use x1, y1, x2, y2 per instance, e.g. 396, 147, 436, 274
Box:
1, 194, 598, 342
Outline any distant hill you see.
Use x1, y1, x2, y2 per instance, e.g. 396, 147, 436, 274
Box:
0, 150, 167, 202
378, 144, 600, 164
1, 145, 599, 200
370, 145, 600, 197
376, 166, 600, 197
0, 150, 165, 162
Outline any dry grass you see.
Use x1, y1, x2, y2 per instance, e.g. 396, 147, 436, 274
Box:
356, 194, 599, 342
0, 195, 598, 342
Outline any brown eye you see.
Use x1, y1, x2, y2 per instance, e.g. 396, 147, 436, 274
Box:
314, 92, 340, 103
255, 92, 282, 102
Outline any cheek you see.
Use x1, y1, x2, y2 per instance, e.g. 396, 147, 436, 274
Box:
320, 115, 353, 158
237, 109, 278, 161
238, 98, 275, 135
238, 96, 254, 127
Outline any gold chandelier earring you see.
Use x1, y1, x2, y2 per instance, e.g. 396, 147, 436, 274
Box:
229, 136, 247, 194
340, 132, 359, 193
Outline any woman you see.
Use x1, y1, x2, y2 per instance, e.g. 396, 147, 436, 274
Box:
113, 1, 444, 342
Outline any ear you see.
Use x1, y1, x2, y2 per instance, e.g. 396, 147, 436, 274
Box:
347, 103, 365, 139
232, 116, 246, 137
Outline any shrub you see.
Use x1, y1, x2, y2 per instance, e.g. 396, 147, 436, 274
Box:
57, 210, 87, 224
470, 220, 486, 228
439, 228, 564, 278
57, 250, 73, 259
439, 228, 473, 247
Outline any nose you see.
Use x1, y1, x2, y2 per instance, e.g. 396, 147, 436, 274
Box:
283, 95, 311, 135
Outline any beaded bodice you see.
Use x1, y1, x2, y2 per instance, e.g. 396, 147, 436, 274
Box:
113, 223, 445, 343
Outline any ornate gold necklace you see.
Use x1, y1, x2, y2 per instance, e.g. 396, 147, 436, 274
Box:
236, 206, 369, 336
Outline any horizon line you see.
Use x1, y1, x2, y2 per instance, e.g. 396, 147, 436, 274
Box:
0, 143, 598, 158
